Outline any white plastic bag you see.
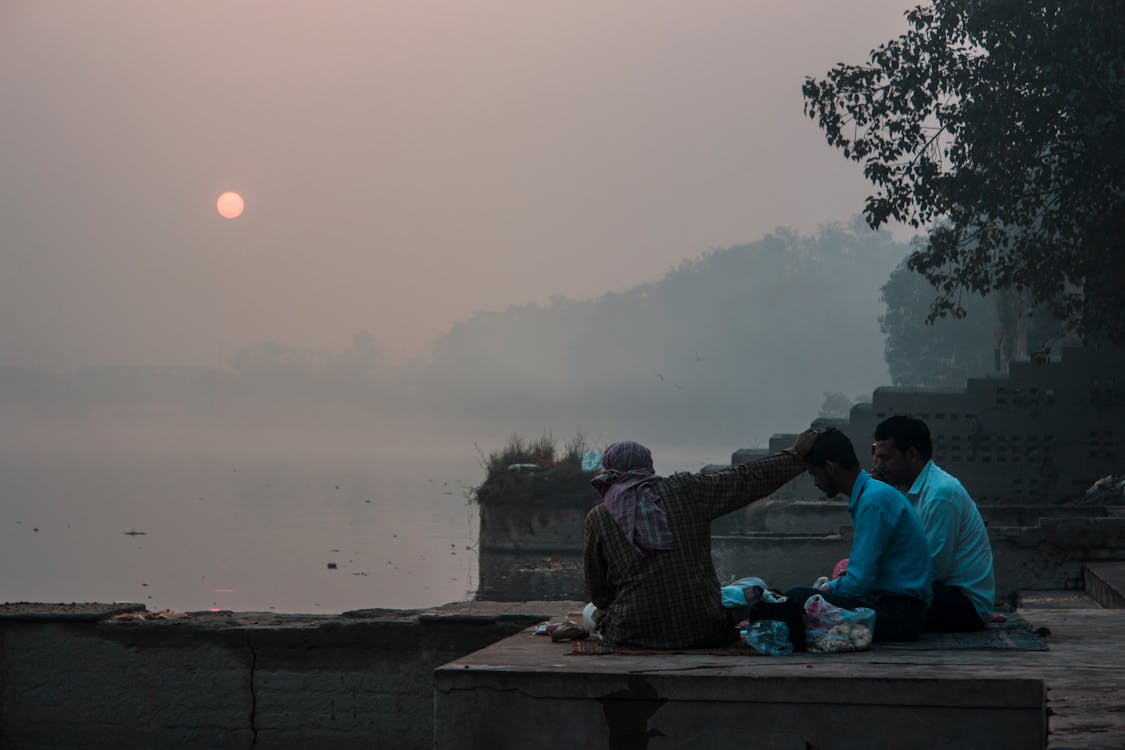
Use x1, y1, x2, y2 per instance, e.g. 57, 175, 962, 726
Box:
802, 594, 876, 653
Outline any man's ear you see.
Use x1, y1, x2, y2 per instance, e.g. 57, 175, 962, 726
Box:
825, 460, 842, 477
905, 446, 925, 466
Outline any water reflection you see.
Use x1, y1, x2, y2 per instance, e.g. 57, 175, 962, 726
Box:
476, 550, 585, 601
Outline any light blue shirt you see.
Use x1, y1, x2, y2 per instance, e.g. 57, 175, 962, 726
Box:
828, 470, 933, 605
908, 460, 996, 622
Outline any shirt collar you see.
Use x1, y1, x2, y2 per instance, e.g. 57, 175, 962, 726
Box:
907, 459, 936, 498
850, 469, 871, 510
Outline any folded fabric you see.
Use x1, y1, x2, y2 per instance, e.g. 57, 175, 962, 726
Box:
722, 576, 788, 608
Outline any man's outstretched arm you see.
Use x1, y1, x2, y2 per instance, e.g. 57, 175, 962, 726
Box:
688, 428, 818, 519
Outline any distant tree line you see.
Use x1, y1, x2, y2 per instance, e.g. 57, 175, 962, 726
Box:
5, 223, 1074, 433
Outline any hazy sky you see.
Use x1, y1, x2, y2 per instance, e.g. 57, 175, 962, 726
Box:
1, 1, 916, 368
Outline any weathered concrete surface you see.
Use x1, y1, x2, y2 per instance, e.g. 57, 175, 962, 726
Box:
476, 471, 599, 554
990, 519, 1125, 599
1084, 562, 1125, 608
0, 600, 582, 749
434, 600, 1125, 750
1018, 590, 1102, 609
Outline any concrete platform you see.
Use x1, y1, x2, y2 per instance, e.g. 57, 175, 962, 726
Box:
434, 603, 1125, 749
1084, 562, 1125, 608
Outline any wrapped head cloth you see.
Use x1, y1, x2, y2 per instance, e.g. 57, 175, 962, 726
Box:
590, 441, 673, 554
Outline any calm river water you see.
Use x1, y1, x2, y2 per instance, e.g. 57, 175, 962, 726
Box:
1, 420, 488, 613
0, 417, 733, 613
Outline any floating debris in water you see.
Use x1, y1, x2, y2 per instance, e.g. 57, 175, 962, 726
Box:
123, 529, 147, 536
326, 562, 337, 569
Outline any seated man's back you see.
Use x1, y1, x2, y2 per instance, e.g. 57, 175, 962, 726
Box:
874, 416, 995, 631
584, 437, 813, 649
907, 460, 995, 627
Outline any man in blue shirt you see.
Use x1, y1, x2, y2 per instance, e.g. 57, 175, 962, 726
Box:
787, 428, 932, 642
873, 416, 995, 632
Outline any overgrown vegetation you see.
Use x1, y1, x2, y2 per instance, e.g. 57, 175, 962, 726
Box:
477, 433, 592, 479
472, 433, 598, 506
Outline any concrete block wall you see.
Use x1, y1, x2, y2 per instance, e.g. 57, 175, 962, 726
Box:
4, 621, 253, 748
478, 501, 594, 554
765, 345, 1125, 504
0, 603, 574, 749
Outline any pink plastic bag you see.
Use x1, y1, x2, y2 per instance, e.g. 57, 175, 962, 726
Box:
802, 594, 876, 652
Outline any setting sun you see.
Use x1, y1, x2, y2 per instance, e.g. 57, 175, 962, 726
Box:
216, 191, 245, 219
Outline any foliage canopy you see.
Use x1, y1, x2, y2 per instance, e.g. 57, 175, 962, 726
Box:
803, 0, 1125, 343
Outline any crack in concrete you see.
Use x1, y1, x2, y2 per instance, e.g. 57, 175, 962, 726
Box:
246, 634, 258, 748
438, 685, 535, 697
627, 664, 735, 674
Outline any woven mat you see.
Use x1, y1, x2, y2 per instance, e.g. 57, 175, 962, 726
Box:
569, 614, 1047, 655
876, 615, 1048, 651
570, 640, 754, 656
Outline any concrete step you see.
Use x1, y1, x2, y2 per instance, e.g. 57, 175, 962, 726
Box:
1084, 563, 1125, 609
1017, 590, 1101, 610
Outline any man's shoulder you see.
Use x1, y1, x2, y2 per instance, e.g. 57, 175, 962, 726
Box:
865, 475, 907, 499
862, 476, 911, 507
585, 503, 610, 523
924, 462, 973, 502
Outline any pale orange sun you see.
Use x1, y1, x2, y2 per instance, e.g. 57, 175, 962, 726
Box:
216, 191, 245, 219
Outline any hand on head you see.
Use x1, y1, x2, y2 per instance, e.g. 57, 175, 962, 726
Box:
790, 428, 821, 459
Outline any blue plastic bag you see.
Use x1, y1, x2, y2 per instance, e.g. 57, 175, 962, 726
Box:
745, 619, 794, 656
721, 576, 787, 608
581, 450, 603, 473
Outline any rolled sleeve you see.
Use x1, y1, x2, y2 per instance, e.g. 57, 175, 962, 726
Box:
682, 451, 806, 520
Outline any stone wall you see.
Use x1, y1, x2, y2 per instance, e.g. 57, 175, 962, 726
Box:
764, 345, 1125, 503
0, 601, 575, 750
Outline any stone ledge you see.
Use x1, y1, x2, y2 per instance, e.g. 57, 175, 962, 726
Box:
0, 602, 146, 621
0, 599, 582, 629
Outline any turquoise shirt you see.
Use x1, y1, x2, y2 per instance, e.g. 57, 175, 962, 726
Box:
827, 470, 933, 605
907, 460, 996, 622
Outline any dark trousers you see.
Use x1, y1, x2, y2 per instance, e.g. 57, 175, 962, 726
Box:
785, 587, 929, 643
926, 582, 986, 632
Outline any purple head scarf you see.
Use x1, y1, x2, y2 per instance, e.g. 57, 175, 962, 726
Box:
590, 441, 673, 554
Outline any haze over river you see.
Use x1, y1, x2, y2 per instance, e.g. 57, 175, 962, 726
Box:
1, 417, 729, 613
